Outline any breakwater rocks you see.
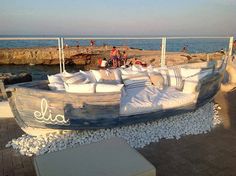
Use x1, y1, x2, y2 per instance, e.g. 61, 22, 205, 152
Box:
0, 73, 32, 85
0, 46, 223, 66
0, 46, 106, 65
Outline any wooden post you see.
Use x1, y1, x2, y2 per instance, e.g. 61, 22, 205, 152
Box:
0, 80, 8, 100
228, 36, 234, 57
161, 37, 166, 67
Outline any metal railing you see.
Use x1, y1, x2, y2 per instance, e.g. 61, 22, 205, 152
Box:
0, 36, 234, 73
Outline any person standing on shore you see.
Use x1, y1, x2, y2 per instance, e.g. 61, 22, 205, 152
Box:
122, 51, 128, 66
232, 40, 236, 61
110, 46, 118, 68
181, 46, 188, 53
233, 40, 236, 54
117, 49, 121, 67
90, 40, 95, 46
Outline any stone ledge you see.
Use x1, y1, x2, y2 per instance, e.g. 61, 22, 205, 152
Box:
34, 137, 156, 176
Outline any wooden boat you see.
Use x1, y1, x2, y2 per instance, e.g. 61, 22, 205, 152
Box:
3, 59, 227, 135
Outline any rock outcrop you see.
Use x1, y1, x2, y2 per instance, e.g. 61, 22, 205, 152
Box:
0, 73, 32, 85
0, 46, 224, 67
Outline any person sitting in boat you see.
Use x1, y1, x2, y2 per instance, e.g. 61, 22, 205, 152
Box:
100, 58, 107, 68
134, 58, 147, 67
64, 44, 69, 49
220, 48, 225, 54
110, 46, 118, 68
134, 58, 143, 65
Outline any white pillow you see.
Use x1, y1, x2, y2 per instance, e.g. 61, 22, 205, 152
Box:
180, 68, 202, 78
90, 70, 101, 82
112, 69, 122, 84
121, 70, 151, 88
62, 71, 89, 84
146, 65, 154, 73
120, 67, 140, 76
182, 78, 199, 94
64, 75, 89, 84
48, 83, 65, 91
90, 69, 122, 84
80, 70, 96, 83
132, 65, 147, 72
47, 73, 63, 84
64, 83, 95, 93
154, 67, 183, 90
96, 84, 124, 93
182, 70, 212, 93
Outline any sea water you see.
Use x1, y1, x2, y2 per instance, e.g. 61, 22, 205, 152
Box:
0, 35, 229, 53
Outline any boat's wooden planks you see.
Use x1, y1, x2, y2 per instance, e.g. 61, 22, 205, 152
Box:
15, 86, 121, 102
11, 85, 120, 129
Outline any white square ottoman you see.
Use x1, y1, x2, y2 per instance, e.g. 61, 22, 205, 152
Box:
34, 137, 156, 176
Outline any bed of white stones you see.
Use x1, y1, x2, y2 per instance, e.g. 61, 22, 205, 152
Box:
6, 102, 222, 157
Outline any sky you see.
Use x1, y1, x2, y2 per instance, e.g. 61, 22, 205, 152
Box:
0, 0, 235, 36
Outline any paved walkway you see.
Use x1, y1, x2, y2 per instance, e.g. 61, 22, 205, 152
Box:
1, 90, 236, 176
139, 90, 236, 176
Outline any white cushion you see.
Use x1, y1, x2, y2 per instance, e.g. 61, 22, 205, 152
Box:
90, 70, 101, 82
62, 71, 77, 78
113, 69, 122, 83
64, 74, 89, 84
62, 71, 90, 84
64, 83, 95, 93
47, 74, 63, 84
91, 69, 122, 84
154, 67, 183, 90
146, 65, 154, 73
180, 68, 202, 78
48, 83, 65, 91
182, 70, 213, 93
121, 70, 151, 88
120, 86, 196, 116
96, 84, 124, 93
80, 70, 97, 83
131, 65, 147, 72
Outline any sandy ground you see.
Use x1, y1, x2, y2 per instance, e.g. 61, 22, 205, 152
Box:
0, 89, 236, 176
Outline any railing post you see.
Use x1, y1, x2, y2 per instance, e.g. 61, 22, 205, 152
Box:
161, 37, 166, 67
228, 36, 234, 57
60, 38, 66, 72
58, 38, 62, 73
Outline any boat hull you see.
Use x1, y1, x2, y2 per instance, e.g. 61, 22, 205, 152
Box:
6, 70, 222, 132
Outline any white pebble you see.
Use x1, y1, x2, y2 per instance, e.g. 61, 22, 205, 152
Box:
6, 103, 222, 156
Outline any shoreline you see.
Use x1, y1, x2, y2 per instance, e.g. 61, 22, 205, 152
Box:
0, 45, 224, 67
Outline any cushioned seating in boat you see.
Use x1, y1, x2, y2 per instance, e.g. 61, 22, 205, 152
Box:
120, 86, 197, 116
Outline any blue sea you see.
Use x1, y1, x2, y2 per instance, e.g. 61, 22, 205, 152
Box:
0, 35, 231, 80
0, 35, 230, 53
